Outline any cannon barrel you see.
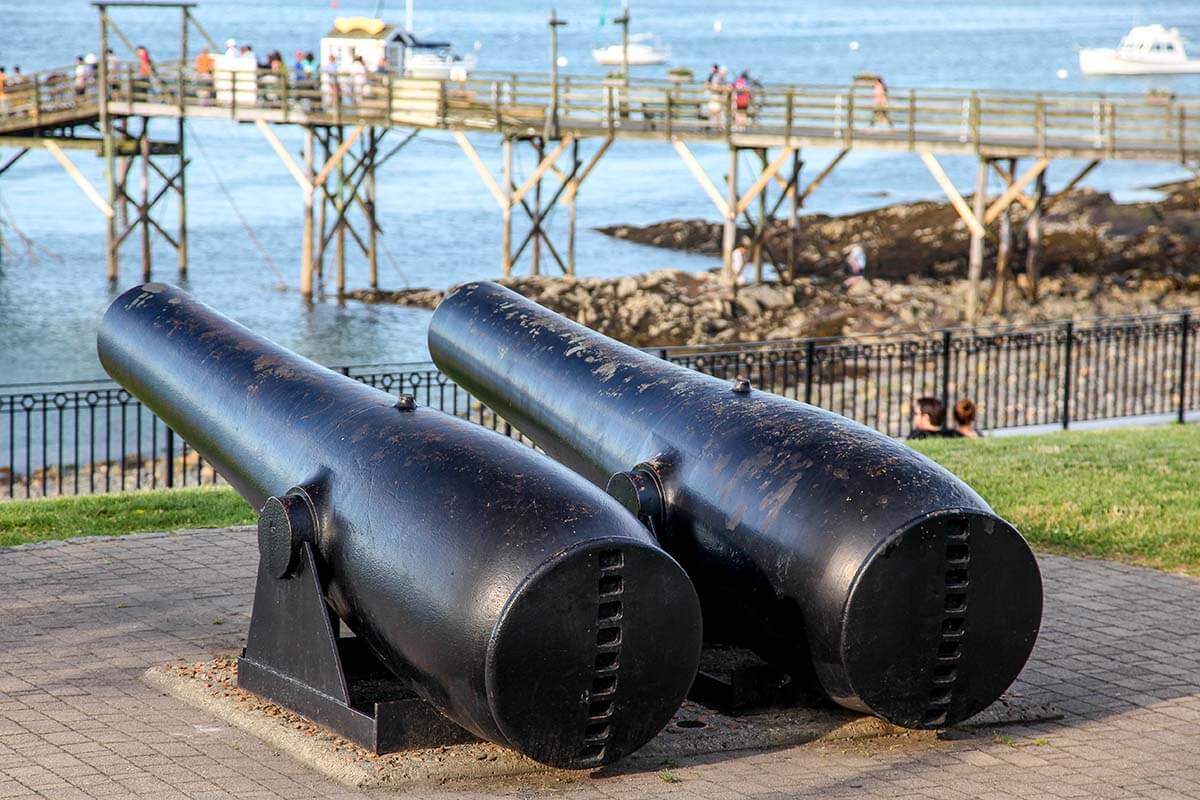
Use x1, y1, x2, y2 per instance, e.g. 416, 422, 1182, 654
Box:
97, 283, 702, 768
429, 281, 1042, 729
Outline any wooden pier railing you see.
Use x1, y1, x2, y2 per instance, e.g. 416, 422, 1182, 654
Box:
2, 62, 1199, 161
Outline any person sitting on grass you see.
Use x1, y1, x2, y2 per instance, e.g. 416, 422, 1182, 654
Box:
907, 396, 960, 439
954, 398, 984, 438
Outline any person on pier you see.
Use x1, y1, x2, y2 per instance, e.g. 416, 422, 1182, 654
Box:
195, 47, 214, 77
705, 64, 728, 124
870, 77, 893, 129
321, 54, 341, 109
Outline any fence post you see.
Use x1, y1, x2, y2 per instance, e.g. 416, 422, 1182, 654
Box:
785, 88, 794, 140
907, 88, 916, 149
1179, 311, 1191, 425
804, 340, 816, 405
386, 72, 394, 122
845, 88, 855, 147
1061, 321, 1074, 429
31, 72, 41, 128
940, 329, 952, 422
970, 91, 981, 149
280, 69, 289, 122
165, 425, 175, 488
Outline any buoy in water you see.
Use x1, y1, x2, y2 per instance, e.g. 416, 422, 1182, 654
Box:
557, 55, 568, 68
1056, 68, 1068, 79
713, 19, 723, 34
849, 40, 861, 51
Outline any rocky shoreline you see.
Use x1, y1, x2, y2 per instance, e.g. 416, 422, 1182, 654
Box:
348, 181, 1200, 347
349, 269, 1200, 348
596, 182, 1200, 281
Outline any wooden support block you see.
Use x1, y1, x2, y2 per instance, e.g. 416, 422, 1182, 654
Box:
454, 130, 508, 210
918, 150, 985, 238
983, 157, 1049, 225
736, 147, 795, 215
511, 135, 574, 207
44, 141, 114, 219
673, 139, 729, 217
256, 120, 312, 193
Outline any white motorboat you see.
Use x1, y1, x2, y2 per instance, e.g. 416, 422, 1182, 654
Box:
592, 33, 671, 67
394, 33, 477, 81
319, 2, 476, 82
1078, 25, 1200, 75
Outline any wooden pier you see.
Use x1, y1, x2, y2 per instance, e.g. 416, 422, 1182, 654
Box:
3, 3, 1200, 318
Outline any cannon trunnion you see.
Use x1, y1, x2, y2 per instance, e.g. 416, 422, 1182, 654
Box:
97, 284, 703, 769
429, 281, 1043, 730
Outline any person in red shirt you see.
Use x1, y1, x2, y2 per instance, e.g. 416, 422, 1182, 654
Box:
136, 45, 152, 78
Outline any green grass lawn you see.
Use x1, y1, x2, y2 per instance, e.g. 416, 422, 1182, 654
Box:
0, 487, 254, 547
0, 426, 1196, 575
912, 425, 1200, 574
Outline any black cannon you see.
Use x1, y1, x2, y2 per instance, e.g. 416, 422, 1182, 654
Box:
97, 284, 703, 768
429, 281, 1043, 729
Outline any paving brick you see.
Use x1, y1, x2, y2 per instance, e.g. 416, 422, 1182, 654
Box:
2, 529, 1200, 798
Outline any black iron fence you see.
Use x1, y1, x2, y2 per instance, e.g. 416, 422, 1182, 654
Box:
2, 311, 1196, 499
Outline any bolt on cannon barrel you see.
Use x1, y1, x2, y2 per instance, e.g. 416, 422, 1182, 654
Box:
96, 283, 702, 768
429, 282, 1043, 729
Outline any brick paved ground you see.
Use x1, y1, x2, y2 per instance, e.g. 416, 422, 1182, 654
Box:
1, 528, 1198, 799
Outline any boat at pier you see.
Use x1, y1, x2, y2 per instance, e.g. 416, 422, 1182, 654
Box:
320, 16, 475, 81
592, 33, 671, 66
1078, 25, 1200, 75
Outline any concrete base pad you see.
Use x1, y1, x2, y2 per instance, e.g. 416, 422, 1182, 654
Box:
143, 657, 1061, 791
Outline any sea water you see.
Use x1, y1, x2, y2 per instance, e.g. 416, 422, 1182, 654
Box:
1, 0, 1199, 383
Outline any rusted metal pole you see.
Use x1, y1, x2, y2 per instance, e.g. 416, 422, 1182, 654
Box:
315, 129, 328, 282
966, 157, 987, 322
722, 146, 738, 281
366, 128, 378, 290
501, 136, 513, 277
99, 4, 118, 282
301, 127, 315, 296
177, 9, 188, 277
788, 148, 801, 281
754, 148, 767, 284
566, 137, 578, 275
335, 126, 346, 296
139, 122, 152, 282
1025, 168, 1046, 301
531, 137, 543, 277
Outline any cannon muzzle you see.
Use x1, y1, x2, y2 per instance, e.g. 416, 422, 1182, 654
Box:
97, 283, 702, 768
429, 281, 1043, 729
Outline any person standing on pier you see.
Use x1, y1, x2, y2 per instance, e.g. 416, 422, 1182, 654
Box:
135, 45, 154, 95
733, 70, 754, 125
321, 54, 340, 109
74, 56, 87, 98
136, 46, 152, 79
105, 49, 118, 88
705, 64, 728, 124
871, 77, 893, 129
195, 47, 214, 77
350, 55, 369, 103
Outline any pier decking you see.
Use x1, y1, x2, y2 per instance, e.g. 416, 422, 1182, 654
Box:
3, 15, 1199, 317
